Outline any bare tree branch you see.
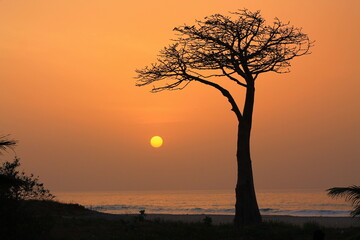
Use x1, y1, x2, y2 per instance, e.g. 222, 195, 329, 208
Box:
135, 9, 313, 117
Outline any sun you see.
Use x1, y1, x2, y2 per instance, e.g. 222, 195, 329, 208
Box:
150, 136, 163, 148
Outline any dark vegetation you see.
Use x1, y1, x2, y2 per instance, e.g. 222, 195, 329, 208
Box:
328, 186, 360, 217
0, 135, 53, 202
1, 203, 360, 240
0, 157, 54, 201
0, 199, 93, 240
0, 135, 55, 239
136, 9, 313, 226
0, 136, 53, 206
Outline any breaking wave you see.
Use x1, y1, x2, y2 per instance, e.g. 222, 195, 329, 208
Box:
87, 204, 351, 217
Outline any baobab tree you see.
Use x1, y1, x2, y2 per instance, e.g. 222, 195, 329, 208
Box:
135, 9, 312, 226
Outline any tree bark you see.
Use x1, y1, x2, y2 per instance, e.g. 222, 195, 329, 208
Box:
234, 84, 262, 227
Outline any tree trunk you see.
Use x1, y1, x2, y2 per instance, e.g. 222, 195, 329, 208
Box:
234, 84, 262, 227
190, 74, 261, 226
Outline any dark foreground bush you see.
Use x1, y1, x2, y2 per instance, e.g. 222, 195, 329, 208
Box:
0, 199, 94, 240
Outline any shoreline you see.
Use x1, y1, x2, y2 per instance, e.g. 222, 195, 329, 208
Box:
84, 212, 360, 228
20, 200, 359, 228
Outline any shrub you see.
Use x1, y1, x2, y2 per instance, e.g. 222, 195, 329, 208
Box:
0, 157, 54, 201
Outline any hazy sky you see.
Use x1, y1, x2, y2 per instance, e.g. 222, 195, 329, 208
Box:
1, 0, 359, 192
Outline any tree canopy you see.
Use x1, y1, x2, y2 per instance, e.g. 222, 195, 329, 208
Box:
136, 9, 312, 95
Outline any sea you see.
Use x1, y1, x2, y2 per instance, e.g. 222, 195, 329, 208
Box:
54, 189, 352, 217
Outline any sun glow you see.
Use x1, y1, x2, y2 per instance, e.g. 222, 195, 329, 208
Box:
150, 136, 163, 148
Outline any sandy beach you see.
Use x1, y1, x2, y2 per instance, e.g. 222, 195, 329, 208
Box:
84, 213, 360, 228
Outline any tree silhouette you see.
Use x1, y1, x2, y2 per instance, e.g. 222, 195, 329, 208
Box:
0, 136, 53, 201
136, 9, 312, 226
0, 157, 54, 201
327, 186, 360, 217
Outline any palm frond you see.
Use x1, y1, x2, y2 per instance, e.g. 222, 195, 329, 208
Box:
0, 135, 17, 152
327, 185, 360, 217
351, 205, 360, 218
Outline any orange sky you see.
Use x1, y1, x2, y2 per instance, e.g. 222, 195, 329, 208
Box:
0, 0, 359, 191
